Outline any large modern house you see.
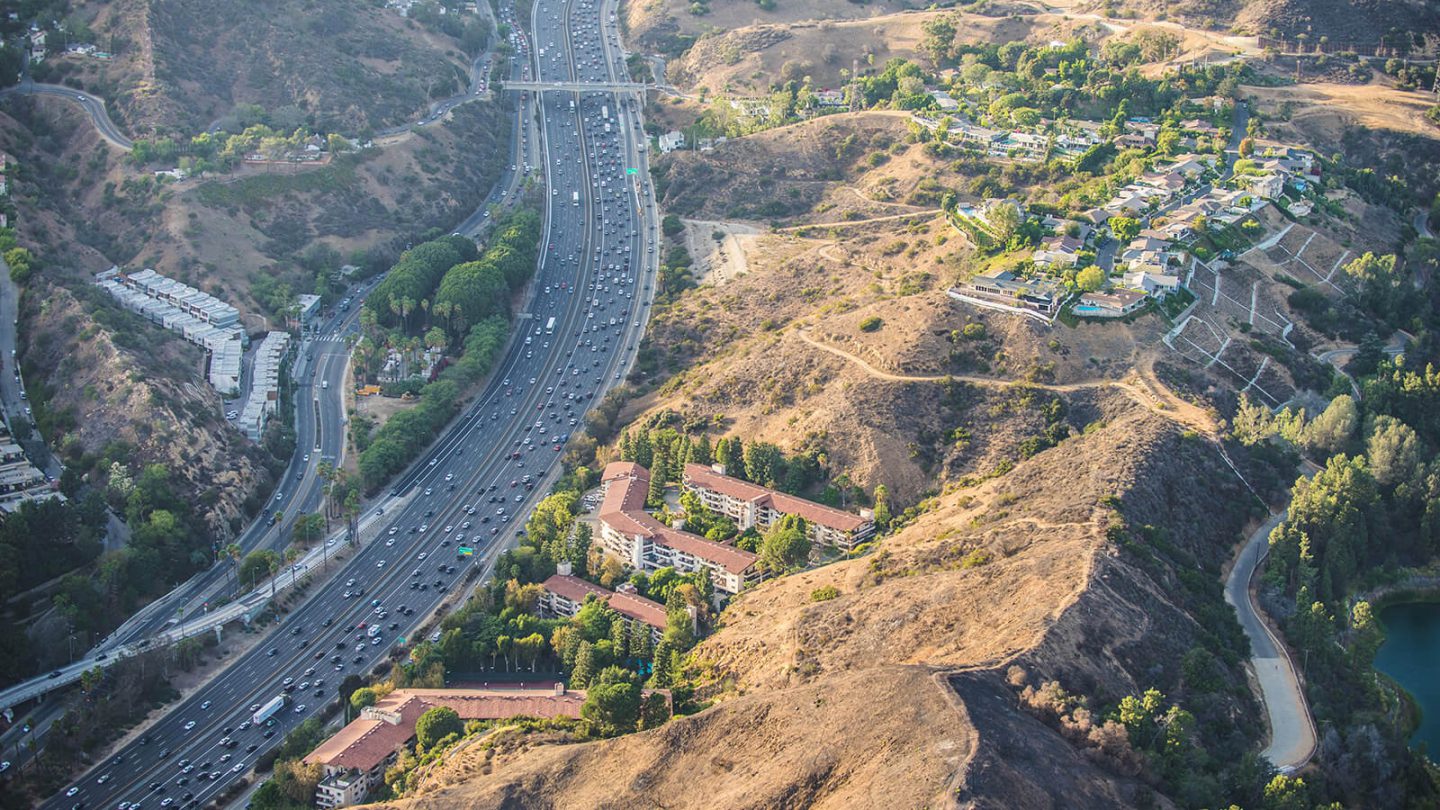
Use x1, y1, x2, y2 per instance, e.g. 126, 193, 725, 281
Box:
681, 463, 876, 552
595, 462, 763, 595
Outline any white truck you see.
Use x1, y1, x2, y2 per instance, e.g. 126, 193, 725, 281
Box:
572, 191, 580, 206
253, 695, 287, 725
545, 317, 556, 335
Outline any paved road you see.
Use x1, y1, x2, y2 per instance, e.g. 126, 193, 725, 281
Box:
0, 80, 133, 150
40, 0, 660, 803
1223, 499, 1317, 773
0, 258, 60, 478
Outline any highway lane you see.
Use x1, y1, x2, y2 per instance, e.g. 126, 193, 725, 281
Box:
44, 0, 660, 804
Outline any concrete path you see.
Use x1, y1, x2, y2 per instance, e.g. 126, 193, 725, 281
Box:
1224, 502, 1318, 773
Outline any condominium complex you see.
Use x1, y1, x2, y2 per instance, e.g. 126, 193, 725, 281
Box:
95, 267, 246, 396
0, 428, 60, 514
540, 565, 669, 643
239, 331, 291, 441
682, 463, 876, 552
305, 686, 587, 808
595, 462, 762, 595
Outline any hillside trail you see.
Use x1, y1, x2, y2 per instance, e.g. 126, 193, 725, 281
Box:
778, 207, 942, 232
795, 329, 1218, 437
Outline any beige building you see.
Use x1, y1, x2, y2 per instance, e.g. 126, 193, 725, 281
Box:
541, 568, 669, 643
682, 463, 876, 552
595, 462, 763, 595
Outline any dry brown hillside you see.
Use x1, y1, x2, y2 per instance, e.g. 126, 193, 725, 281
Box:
379, 401, 1260, 808
42, 0, 482, 134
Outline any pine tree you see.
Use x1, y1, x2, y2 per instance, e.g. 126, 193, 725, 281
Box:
633, 431, 654, 469
693, 435, 713, 466
648, 639, 674, 687
571, 641, 596, 688
619, 430, 634, 462
611, 615, 629, 657
723, 436, 746, 477
629, 624, 652, 664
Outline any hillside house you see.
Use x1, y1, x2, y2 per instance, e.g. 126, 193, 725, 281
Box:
657, 131, 685, 153
956, 269, 1064, 317
1075, 289, 1148, 318
1125, 268, 1182, 298
1032, 234, 1084, 267
1250, 172, 1285, 200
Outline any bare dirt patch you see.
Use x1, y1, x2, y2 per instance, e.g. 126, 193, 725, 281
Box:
682, 219, 762, 285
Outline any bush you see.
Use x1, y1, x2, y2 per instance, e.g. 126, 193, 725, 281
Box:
961, 323, 986, 340
810, 585, 840, 602
859, 316, 883, 332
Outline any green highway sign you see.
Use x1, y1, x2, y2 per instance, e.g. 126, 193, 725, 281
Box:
625, 167, 638, 175
457, 546, 474, 556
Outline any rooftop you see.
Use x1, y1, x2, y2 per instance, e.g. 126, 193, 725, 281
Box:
683, 463, 870, 533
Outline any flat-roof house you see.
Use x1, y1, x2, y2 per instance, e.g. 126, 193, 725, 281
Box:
682, 463, 876, 552
959, 269, 1064, 316
595, 462, 762, 594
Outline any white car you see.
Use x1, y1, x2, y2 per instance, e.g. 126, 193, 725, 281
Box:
183, 721, 196, 731
376, 560, 386, 569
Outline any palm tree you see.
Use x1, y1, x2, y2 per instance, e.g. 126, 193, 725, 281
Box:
284, 546, 301, 587
225, 543, 243, 590
316, 462, 336, 527
344, 491, 361, 548
266, 554, 280, 600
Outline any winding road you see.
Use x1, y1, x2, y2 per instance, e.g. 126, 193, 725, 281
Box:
1224, 498, 1318, 773
0, 80, 133, 150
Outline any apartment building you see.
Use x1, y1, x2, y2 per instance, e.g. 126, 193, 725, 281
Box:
306, 686, 587, 808
540, 566, 669, 643
595, 462, 762, 595
682, 463, 876, 552
239, 331, 292, 441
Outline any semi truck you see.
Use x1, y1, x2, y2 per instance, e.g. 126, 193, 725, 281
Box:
253, 695, 288, 725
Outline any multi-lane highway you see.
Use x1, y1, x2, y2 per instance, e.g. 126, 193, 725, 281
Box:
44, 0, 659, 803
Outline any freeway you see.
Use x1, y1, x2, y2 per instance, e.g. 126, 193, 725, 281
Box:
0, 293, 370, 717
43, 0, 660, 803
0, 80, 133, 151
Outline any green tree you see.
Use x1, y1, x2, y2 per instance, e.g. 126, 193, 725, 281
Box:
871, 485, 892, 532
759, 514, 810, 573
414, 706, 463, 750
571, 640, 597, 687
580, 666, 643, 736
1302, 394, 1358, 458
1261, 774, 1308, 810
1076, 265, 1106, 292
1109, 216, 1141, 244
350, 687, 378, 714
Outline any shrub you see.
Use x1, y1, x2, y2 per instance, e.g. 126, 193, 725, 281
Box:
859, 316, 883, 332
810, 585, 840, 602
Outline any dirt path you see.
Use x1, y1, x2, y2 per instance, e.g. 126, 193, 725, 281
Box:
779, 208, 942, 232
795, 330, 1218, 435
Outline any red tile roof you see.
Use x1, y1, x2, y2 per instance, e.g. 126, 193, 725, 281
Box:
606, 590, 669, 630
597, 464, 759, 575
682, 463, 871, 533
305, 687, 586, 773
541, 574, 611, 605
543, 574, 668, 630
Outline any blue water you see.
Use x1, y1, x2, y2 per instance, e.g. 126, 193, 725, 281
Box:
1374, 601, 1440, 756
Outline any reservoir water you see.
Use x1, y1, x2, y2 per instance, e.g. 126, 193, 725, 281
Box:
1374, 601, 1440, 757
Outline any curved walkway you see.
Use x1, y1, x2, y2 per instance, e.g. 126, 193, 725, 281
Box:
0, 81, 133, 150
